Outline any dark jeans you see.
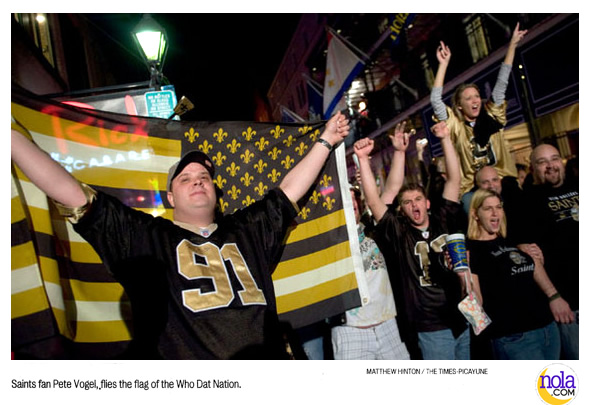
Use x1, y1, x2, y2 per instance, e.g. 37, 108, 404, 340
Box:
418, 327, 470, 360
491, 322, 560, 360
557, 310, 579, 360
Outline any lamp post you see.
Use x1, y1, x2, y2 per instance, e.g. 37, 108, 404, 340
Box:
132, 14, 168, 90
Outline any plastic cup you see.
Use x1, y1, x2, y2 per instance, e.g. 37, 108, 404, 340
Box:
446, 233, 469, 272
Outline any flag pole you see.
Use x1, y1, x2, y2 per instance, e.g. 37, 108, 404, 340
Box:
326, 26, 371, 62
302, 73, 324, 92
279, 104, 306, 122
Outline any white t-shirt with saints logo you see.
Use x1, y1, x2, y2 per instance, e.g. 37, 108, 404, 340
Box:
344, 223, 397, 327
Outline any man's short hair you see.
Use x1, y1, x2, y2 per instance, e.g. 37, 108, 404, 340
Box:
397, 183, 427, 205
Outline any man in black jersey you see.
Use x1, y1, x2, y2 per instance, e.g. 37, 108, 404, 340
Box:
11, 112, 349, 359
354, 121, 469, 359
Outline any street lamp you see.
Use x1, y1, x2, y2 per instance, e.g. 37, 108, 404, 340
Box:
132, 14, 168, 89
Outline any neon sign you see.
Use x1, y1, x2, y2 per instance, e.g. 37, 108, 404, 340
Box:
41, 104, 149, 155
50, 149, 151, 173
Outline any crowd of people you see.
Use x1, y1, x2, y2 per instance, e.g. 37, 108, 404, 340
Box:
11, 23, 578, 361
337, 23, 578, 361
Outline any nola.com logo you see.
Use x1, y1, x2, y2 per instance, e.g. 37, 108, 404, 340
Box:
536, 363, 578, 404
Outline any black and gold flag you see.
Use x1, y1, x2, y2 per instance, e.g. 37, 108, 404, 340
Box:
11, 86, 366, 358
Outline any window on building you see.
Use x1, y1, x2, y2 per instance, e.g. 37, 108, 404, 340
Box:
14, 13, 55, 67
464, 15, 490, 63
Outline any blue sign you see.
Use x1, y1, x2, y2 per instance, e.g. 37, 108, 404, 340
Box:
145, 89, 177, 119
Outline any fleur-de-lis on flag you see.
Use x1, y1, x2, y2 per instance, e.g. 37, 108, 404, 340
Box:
240, 172, 254, 187
256, 137, 269, 151
242, 195, 256, 207
323, 196, 336, 211
227, 185, 241, 200
214, 175, 227, 189
184, 128, 199, 143
281, 155, 295, 170
226, 162, 240, 177
254, 159, 267, 174
199, 140, 214, 154
218, 198, 229, 213
254, 181, 268, 196
212, 151, 226, 166
309, 190, 322, 204
240, 148, 255, 164
242, 127, 256, 141
268, 146, 281, 161
213, 128, 228, 143
295, 141, 308, 156
226, 138, 241, 153
267, 168, 281, 183
271, 125, 284, 139
298, 206, 311, 220
298, 125, 312, 135
283, 134, 296, 148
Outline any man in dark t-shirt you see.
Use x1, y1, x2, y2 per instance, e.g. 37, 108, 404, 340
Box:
516, 144, 579, 359
355, 121, 468, 360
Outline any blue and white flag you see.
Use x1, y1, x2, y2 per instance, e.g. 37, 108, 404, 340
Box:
323, 32, 365, 118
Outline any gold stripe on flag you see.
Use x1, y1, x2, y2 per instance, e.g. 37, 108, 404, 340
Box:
11, 287, 51, 319
11, 196, 26, 223
24, 206, 54, 236
62, 167, 169, 191
38, 256, 60, 285
75, 321, 132, 343
68, 280, 126, 302
11, 241, 39, 271
68, 241, 103, 264
274, 241, 351, 279
285, 210, 346, 243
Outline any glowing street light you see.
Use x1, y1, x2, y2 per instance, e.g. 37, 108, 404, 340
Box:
132, 14, 168, 89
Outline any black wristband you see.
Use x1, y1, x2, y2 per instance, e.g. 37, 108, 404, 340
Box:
316, 138, 333, 152
549, 292, 561, 302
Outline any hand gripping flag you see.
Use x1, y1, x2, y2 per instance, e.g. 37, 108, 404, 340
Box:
10, 85, 368, 358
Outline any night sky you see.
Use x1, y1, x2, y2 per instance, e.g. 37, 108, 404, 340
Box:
84, 13, 302, 121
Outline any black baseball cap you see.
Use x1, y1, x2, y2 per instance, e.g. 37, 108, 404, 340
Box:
167, 151, 215, 191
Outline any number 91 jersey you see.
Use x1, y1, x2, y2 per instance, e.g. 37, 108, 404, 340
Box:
73, 187, 298, 359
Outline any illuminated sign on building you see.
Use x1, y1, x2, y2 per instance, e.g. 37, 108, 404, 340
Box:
50, 149, 152, 173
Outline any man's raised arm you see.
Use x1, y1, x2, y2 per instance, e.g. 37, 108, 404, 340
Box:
279, 111, 349, 203
432, 122, 461, 203
380, 121, 412, 205
12, 127, 87, 208
354, 138, 388, 222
